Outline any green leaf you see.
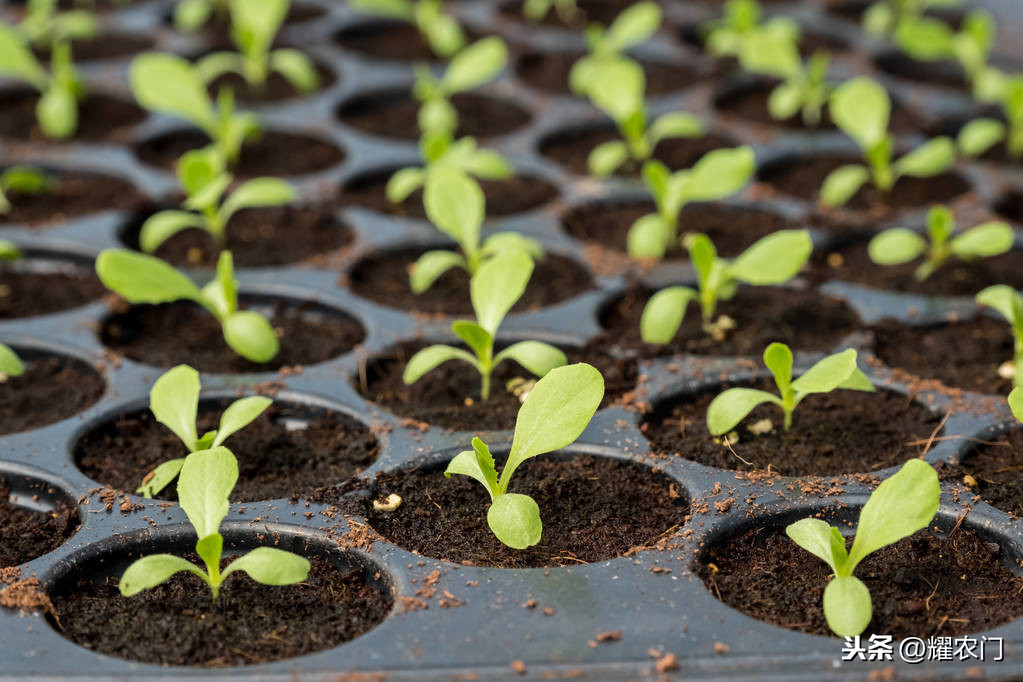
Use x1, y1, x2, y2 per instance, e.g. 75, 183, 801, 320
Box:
627, 213, 670, 259
706, 387, 782, 435
738, 29, 802, 80
96, 249, 204, 305
958, 118, 1005, 157
403, 344, 478, 384
820, 164, 869, 206
230, 0, 287, 55
642, 160, 669, 205
386, 167, 426, 203
139, 211, 206, 253
950, 222, 1014, 259
183, 174, 232, 214
175, 0, 213, 31
461, 149, 513, 180
892, 137, 955, 179
679, 146, 755, 203
791, 348, 859, 394
130, 53, 216, 135
829, 77, 890, 151
868, 228, 927, 265
150, 365, 200, 451
838, 369, 875, 392
213, 396, 272, 447
350, 0, 413, 19
728, 229, 811, 285
785, 518, 841, 572
178, 148, 224, 195
195, 532, 223, 574
586, 58, 644, 124
410, 250, 467, 293
640, 286, 697, 344
202, 251, 238, 319
443, 37, 507, 93
221, 546, 310, 584
219, 177, 295, 224
763, 342, 793, 397
424, 168, 483, 250
648, 112, 704, 145
36, 85, 77, 140
487, 493, 543, 549
823, 575, 872, 637
445, 436, 500, 498
1009, 387, 1023, 422
493, 341, 566, 377
195, 51, 246, 85
0, 343, 24, 378
587, 140, 630, 177
136, 458, 185, 498
222, 310, 279, 363
270, 48, 320, 93
451, 320, 492, 360
0, 240, 19, 260
976, 285, 1023, 326
2, 166, 52, 195
605, 1, 662, 52
471, 251, 534, 335
0, 24, 48, 90
768, 81, 803, 120
896, 17, 955, 60
119, 554, 205, 597
480, 232, 544, 260
177, 446, 238, 539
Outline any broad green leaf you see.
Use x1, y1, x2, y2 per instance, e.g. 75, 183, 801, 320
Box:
410, 250, 466, 294
202, 251, 238, 319
868, 228, 927, 265
195, 51, 246, 85
471, 251, 533, 335
706, 387, 782, 435
195, 532, 223, 573
829, 77, 890, 150
950, 222, 1013, 259
791, 349, 858, 394
151, 365, 200, 450
642, 160, 670, 205
222, 310, 279, 363
403, 344, 478, 384
768, 81, 803, 120
423, 12, 466, 58
588, 140, 630, 177
0, 24, 48, 90
461, 149, 513, 180
270, 49, 320, 93
418, 96, 457, 135
213, 396, 272, 447
785, 518, 840, 572
586, 58, 644, 123
1009, 387, 1023, 422
221, 546, 310, 584
0, 343, 24, 378
838, 369, 875, 392
763, 342, 793, 396
96, 249, 204, 305
130, 53, 216, 135
976, 285, 1023, 326
183, 173, 232, 213
451, 320, 492, 360
178, 148, 224, 196
958, 118, 1005, 157
892, 137, 955, 179
2, 166, 52, 195
493, 341, 566, 377
739, 29, 801, 80
219, 177, 295, 223
386, 167, 426, 203
728, 229, 811, 285
424, 168, 483, 248
350, 0, 414, 19
175, 0, 213, 31
688, 233, 717, 279
0, 241, 19, 260
627, 213, 669, 259
36, 86, 77, 140
640, 286, 697, 344
648, 112, 704, 145
820, 164, 869, 206
487, 492, 542, 549
480, 232, 544, 260
445, 437, 499, 498
824, 575, 872, 637
896, 17, 955, 60
679, 146, 755, 203
230, 0, 287, 55
139, 211, 206, 253
863, 1, 892, 35
177, 446, 238, 539
605, 1, 662, 52
136, 457, 185, 498
443, 37, 507, 93
119, 554, 205, 597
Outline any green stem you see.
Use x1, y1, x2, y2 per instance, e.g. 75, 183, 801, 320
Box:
1014, 334, 1023, 389
480, 370, 491, 402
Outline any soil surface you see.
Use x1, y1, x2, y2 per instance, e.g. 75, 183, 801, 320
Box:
960, 428, 1023, 516
51, 556, 392, 666
33, 33, 153, 62
0, 354, 105, 435
363, 453, 687, 567
75, 400, 378, 502
874, 51, 967, 89
541, 127, 739, 175
206, 63, 337, 103
100, 299, 366, 372
994, 189, 1023, 224
515, 50, 701, 96
0, 90, 145, 144
0, 170, 144, 227
0, 261, 105, 318
0, 479, 78, 567
334, 20, 477, 61
698, 523, 1023, 639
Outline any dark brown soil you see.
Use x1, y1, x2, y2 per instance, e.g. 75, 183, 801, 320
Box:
175, 2, 327, 46
994, 189, 1023, 224
134, 130, 345, 179
355, 340, 637, 430
206, 63, 336, 103
0, 353, 105, 435
960, 429, 1023, 516
337, 90, 531, 141
0, 259, 105, 318
540, 127, 739, 175
870, 317, 1014, 396
75, 401, 378, 502
0, 170, 144, 227
118, 204, 354, 268
339, 170, 559, 218
50, 555, 392, 666
499, 0, 657, 28
698, 522, 1023, 639
874, 51, 967, 89
0, 89, 145, 144
100, 299, 366, 373
598, 285, 862, 358
0, 479, 78, 567
346, 247, 594, 316
515, 50, 701, 96
363, 453, 686, 567
33, 33, 153, 62
334, 20, 475, 61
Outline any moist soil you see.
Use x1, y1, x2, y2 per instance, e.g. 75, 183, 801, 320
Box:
870, 316, 1014, 396
205, 63, 337, 103
515, 51, 702, 96
100, 299, 366, 373
994, 189, 1023, 223
32, 33, 153, 62
0, 90, 145, 144
74, 401, 378, 502
959, 428, 1023, 516
0, 354, 105, 435
0, 170, 144, 227
362, 453, 687, 567
498, 0, 655, 28
0, 479, 78, 567
334, 20, 476, 62
540, 127, 739, 175
119, 204, 354, 268
698, 524, 1023, 639
0, 262, 106, 318
337, 91, 531, 141
50, 556, 392, 667
874, 51, 968, 89
354, 340, 637, 430
179, 3, 327, 47
346, 247, 594, 316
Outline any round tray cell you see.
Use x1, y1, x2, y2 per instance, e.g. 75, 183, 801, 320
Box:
201, 60, 337, 104
0, 89, 146, 145
0, 250, 105, 319
0, 165, 145, 227
0, 467, 79, 568
0, 347, 105, 435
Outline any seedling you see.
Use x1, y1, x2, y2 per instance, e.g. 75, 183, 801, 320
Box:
975, 285, 1023, 388
408, 167, 542, 294
0, 26, 84, 139
404, 251, 565, 401
862, 0, 961, 39
1009, 387, 1023, 422
130, 53, 260, 166
523, 0, 578, 23
139, 148, 295, 253
702, 0, 799, 60
17, 0, 98, 51
707, 343, 874, 435
628, 146, 755, 259
786, 458, 940, 636
386, 133, 512, 206
120, 447, 309, 602
569, 1, 661, 97
0, 241, 21, 261
957, 75, 1023, 162
95, 249, 279, 363
868, 205, 1013, 281
640, 229, 812, 343
137, 364, 272, 498
0, 166, 54, 214
174, 0, 230, 32
349, 0, 465, 58
444, 362, 604, 548
737, 29, 831, 127
0, 343, 25, 381
196, 0, 320, 95
821, 77, 955, 207
895, 10, 999, 101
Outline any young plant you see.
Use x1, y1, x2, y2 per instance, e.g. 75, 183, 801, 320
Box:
1009, 387, 1023, 422
569, 1, 661, 97
0, 241, 21, 261
867, 204, 1013, 281
523, 0, 578, 24
174, 0, 230, 32
137, 364, 272, 498
628, 146, 755, 259
862, 0, 961, 39
821, 77, 955, 207
444, 362, 604, 549
349, 0, 465, 58
957, 75, 1023, 162
0, 26, 84, 139
95, 249, 279, 363
139, 148, 295, 253
120, 447, 309, 602
975, 285, 1023, 388
404, 250, 566, 401
0, 343, 25, 381
17, 0, 98, 50
640, 229, 812, 343
386, 133, 512, 207
130, 53, 260, 166
707, 343, 874, 435
737, 29, 831, 127
895, 10, 999, 101
702, 0, 799, 60
196, 0, 319, 95
786, 458, 940, 636
0, 165, 54, 214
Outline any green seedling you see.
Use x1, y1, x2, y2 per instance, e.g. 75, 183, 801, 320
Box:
523, 0, 578, 23
1010, 387, 1023, 422
0, 166, 54, 214
137, 364, 272, 498
140, 148, 295, 253
386, 133, 512, 206
444, 362, 604, 548
786, 458, 940, 636
17, 0, 98, 50
0, 343, 25, 381
0, 26, 84, 139
957, 75, 1023, 161
349, 0, 465, 58
404, 250, 565, 401
640, 229, 812, 343
174, 0, 229, 32
707, 343, 874, 434
821, 77, 955, 207
95, 249, 279, 363
976, 285, 1023, 388
868, 205, 1013, 281
196, 0, 319, 95
895, 10, 998, 101
737, 28, 831, 126
569, 1, 661, 97
0, 240, 21, 260
120, 447, 309, 602
862, 0, 961, 38
408, 167, 542, 294
702, 0, 799, 60
628, 146, 755, 259
130, 53, 260, 166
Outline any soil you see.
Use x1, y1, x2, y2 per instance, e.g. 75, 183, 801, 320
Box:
334, 20, 478, 62
118, 204, 354, 268
0, 260, 106, 318
679, 23, 848, 57
74, 401, 378, 502
32, 33, 153, 63
994, 189, 1023, 224
540, 127, 739, 175
178, 2, 327, 46
870, 317, 1014, 396
0, 354, 105, 435
498, 0, 657, 28
354, 340, 638, 430
50, 555, 392, 667
642, 380, 941, 475
959, 429, 1023, 516
100, 299, 366, 373
206, 63, 337, 103
0, 479, 78, 567
515, 50, 701, 97
0, 170, 145, 227
134, 130, 345, 178
873, 51, 967, 90
346, 247, 595, 316
362, 453, 687, 567
0, 89, 145, 144
339, 170, 559, 218
337, 90, 532, 141
698, 523, 1023, 639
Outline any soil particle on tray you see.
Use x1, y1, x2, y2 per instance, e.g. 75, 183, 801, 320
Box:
346, 247, 594, 316
363, 453, 687, 567
50, 556, 392, 666
0, 170, 145, 227
0, 479, 79, 567
205, 62, 337, 103
541, 127, 739, 175
697, 523, 1023, 639
0, 354, 105, 435
0, 89, 146, 144
515, 50, 701, 96
960, 429, 1023, 516
75, 401, 379, 502
0, 260, 106, 318
100, 299, 366, 373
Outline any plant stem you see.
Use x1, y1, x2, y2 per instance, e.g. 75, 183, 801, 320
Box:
480, 371, 491, 402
